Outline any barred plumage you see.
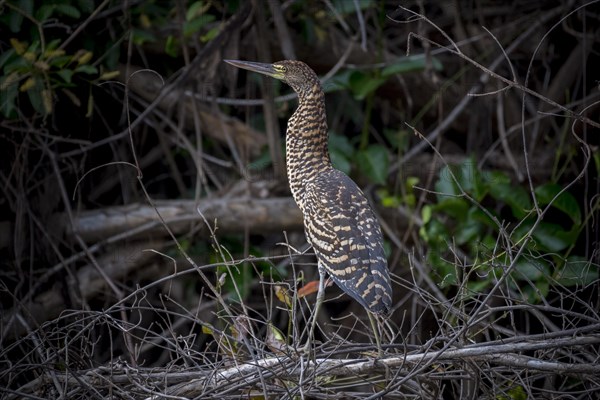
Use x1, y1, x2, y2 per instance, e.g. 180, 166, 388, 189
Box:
225, 59, 392, 315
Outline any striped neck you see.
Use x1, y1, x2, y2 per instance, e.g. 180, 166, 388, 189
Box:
285, 82, 331, 208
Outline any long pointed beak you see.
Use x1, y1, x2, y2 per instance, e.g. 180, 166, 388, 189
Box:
224, 59, 282, 79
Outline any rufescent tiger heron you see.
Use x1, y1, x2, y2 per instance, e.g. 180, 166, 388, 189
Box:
225, 59, 392, 350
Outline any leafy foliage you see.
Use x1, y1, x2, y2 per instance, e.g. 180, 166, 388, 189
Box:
0, 0, 118, 118
418, 158, 594, 300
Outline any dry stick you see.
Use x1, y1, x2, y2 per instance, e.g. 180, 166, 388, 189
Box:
22, 196, 299, 287
389, 4, 579, 172
0, 173, 71, 340
268, 0, 296, 60
131, 151, 271, 398
72, 335, 600, 393
480, 92, 600, 169
58, 2, 251, 160
399, 2, 600, 131
129, 91, 224, 191
519, 0, 600, 214
253, 2, 285, 179
410, 32, 600, 131
58, 0, 111, 50
13, 315, 63, 396
5, 255, 296, 399
172, 1, 208, 203
46, 149, 138, 366
493, 63, 523, 181
353, 0, 368, 51
12, 328, 600, 398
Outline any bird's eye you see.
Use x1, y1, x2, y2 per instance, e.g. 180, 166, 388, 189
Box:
279, 66, 287, 72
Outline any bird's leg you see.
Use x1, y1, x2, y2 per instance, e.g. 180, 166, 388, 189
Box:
310, 265, 327, 339
367, 311, 383, 358
301, 264, 326, 354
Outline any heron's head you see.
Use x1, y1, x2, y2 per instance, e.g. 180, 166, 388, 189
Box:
224, 59, 319, 94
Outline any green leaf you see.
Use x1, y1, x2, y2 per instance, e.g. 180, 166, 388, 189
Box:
18, 0, 34, 15
449, 159, 486, 201
186, 1, 205, 21
331, 0, 373, 15
55, 4, 81, 19
245, 150, 272, 181
45, 39, 62, 52
489, 180, 531, 219
555, 257, 598, 286
435, 166, 460, 199
514, 257, 550, 281
56, 69, 73, 83
348, 71, 386, 100
132, 28, 157, 46
9, 0, 32, 32
328, 132, 354, 156
9, 11, 24, 33
428, 252, 457, 287
200, 26, 220, 42
433, 197, 469, 219
535, 183, 581, 225
105, 46, 120, 70
507, 385, 527, 400
164, 35, 178, 57
49, 55, 72, 68
406, 176, 419, 190
326, 69, 354, 93
77, 0, 95, 14
26, 81, 45, 115
75, 65, 97, 74
532, 222, 578, 252
468, 207, 496, 228
35, 5, 55, 21
382, 55, 443, 77
356, 144, 389, 184
454, 208, 483, 245
0, 79, 18, 118
421, 204, 432, 224
183, 14, 215, 37
0, 49, 16, 69
422, 219, 448, 245
330, 150, 351, 175
4, 56, 30, 74
484, 170, 511, 187
383, 128, 409, 151
382, 195, 401, 208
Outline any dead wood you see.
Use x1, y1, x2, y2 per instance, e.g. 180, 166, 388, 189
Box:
118, 64, 267, 156
2, 240, 163, 340
59, 197, 303, 243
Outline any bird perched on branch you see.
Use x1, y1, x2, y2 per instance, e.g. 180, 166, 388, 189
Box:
224, 59, 392, 346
